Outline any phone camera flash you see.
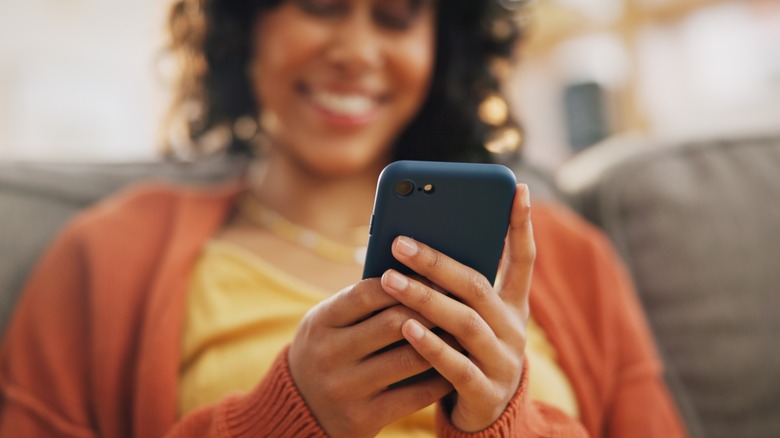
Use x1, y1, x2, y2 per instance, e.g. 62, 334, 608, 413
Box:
423, 184, 435, 194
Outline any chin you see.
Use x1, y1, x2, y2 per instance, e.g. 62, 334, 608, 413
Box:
299, 150, 388, 179
285, 136, 390, 177
309, 159, 379, 178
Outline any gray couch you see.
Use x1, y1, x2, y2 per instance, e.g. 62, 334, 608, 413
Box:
2, 137, 779, 436
557, 135, 780, 438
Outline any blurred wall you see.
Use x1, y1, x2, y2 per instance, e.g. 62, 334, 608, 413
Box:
510, 0, 780, 171
0, 0, 168, 161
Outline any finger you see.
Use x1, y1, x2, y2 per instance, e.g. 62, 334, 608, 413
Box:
400, 319, 488, 402
349, 304, 435, 357
368, 374, 453, 426
352, 343, 436, 392
381, 270, 503, 365
390, 236, 504, 320
387, 237, 517, 336
494, 183, 535, 310
318, 278, 399, 327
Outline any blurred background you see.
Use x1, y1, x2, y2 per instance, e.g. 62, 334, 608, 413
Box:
1, 0, 779, 169
0, 1, 169, 162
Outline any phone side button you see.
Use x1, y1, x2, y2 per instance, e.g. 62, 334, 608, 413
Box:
369, 214, 375, 235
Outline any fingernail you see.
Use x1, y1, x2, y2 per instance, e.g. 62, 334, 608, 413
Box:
405, 320, 425, 340
396, 236, 418, 257
520, 184, 531, 208
385, 270, 409, 292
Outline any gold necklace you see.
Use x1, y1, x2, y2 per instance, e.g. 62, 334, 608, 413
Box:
238, 193, 368, 265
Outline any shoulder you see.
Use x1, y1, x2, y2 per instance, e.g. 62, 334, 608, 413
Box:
69, 180, 241, 246
45, 180, 242, 286
36, 179, 242, 311
79, 180, 241, 226
530, 200, 614, 265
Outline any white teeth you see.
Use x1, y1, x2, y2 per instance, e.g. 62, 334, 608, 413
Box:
311, 91, 376, 117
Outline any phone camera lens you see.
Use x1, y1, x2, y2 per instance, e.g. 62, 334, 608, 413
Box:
395, 180, 415, 197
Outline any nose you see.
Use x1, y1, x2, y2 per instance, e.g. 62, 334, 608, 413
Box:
325, 11, 384, 76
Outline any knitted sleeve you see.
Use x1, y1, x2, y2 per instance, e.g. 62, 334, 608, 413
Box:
165, 346, 327, 437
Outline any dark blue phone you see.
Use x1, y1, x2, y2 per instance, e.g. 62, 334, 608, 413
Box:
362, 161, 517, 285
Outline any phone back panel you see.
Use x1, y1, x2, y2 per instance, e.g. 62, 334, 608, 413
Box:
362, 161, 517, 284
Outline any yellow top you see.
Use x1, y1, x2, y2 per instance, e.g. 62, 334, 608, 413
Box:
179, 240, 579, 436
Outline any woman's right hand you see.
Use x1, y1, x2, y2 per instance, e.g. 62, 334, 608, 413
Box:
288, 278, 453, 438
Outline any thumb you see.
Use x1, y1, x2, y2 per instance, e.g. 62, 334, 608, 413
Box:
495, 184, 535, 311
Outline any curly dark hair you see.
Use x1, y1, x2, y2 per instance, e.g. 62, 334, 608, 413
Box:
164, 0, 525, 163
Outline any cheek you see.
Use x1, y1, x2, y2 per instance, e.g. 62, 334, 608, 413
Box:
250, 11, 327, 109
391, 30, 436, 108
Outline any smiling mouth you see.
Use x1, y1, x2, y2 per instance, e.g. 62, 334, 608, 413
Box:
298, 81, 386, 123
310, 90, 379, 117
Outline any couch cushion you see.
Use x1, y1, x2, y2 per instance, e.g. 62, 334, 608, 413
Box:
558, 135, 780, 438
0, 159, 245, 333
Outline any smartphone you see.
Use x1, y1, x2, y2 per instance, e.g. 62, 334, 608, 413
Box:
362, 160, 517, 285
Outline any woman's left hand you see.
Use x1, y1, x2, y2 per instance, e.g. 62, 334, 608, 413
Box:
380, 184, 535, 432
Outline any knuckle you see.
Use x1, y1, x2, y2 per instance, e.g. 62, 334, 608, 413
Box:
303, 298, 333, 330
460, 308, 486, 338
397, 346, 424, 372
414, 386, 437, 404
428, 338, 446, 361
518, 301, 531, 321
489, 384, 506, 406
467, 271, 493, 302
456, 360, 478, 386
425, 248, 443, 270
349, 279, 376, 309
382, 306, 408, 332
350, 285, 370, 309
498, 342, 524, 375
414, 382, 448, 405
510, 354, 524, 374
417, 284, 435, 306
298, 309, 317, 336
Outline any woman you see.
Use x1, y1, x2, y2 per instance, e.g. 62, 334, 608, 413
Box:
0, 0, 686, 437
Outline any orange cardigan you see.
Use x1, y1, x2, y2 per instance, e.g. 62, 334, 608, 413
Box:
0, 182, 685, 437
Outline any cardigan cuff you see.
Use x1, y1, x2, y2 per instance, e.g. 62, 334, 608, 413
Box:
220, 345, 327, 438
435, 361, 531, 437
435, 361, 589, 438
